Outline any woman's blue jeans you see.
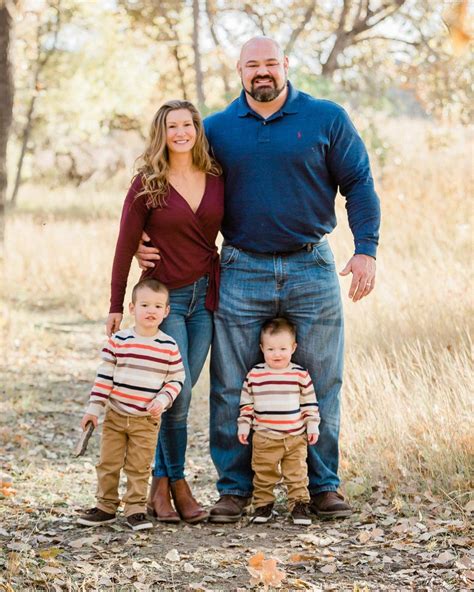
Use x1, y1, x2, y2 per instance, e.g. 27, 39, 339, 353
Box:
210, 240, 344, 498
152, 276, 213, 482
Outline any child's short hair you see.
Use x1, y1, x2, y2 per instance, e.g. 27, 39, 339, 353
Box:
260, 317, 297, 342
131, 278, 169, 304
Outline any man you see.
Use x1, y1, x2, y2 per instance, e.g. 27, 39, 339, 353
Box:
138, 37, 380, 522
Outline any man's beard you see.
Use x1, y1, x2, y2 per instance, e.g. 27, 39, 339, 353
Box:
245, 75, 286, 102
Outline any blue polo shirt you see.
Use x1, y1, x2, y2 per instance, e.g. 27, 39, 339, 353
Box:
204, 82, 380, 257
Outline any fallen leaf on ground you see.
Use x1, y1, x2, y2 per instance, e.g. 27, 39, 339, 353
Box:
165, 548, 180, 562
247, 552, 286, 590
39, 547, 63, 560
320, 563, 337, 574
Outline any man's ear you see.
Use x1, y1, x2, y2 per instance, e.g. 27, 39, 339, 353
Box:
236, 59, 241, 75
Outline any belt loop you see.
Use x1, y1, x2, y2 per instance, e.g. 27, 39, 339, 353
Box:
305, 243, 313, 252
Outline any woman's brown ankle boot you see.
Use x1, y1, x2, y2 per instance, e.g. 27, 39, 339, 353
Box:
170, 478, 208, 523
147, 476, 180, 523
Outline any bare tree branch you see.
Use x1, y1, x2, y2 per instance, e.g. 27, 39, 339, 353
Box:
285, 0, 317, 56
10, 0, 62, 206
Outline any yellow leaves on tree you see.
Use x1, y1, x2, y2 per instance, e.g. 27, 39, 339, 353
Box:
444, 0, 472, 56
247, 552, 286, 590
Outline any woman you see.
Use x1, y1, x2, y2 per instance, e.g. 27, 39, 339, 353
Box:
106, 100, 223, 523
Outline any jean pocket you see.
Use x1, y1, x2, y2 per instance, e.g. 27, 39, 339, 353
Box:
220, 246, 239, 268
312, 241, 335, 269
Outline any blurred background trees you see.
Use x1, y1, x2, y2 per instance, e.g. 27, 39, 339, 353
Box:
5, 0, 472, 195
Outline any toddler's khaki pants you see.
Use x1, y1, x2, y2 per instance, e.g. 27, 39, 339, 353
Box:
252, 431, 310, 510
95, 408, 160, 517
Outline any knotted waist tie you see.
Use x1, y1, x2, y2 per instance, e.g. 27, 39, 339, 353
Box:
205, 249, 220, 312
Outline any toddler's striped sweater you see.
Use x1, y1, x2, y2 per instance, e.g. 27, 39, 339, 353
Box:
86, 328, 185, 417
238, 363, 320, 438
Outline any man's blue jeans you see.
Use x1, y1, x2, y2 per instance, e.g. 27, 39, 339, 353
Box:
210, 240, 344, 497
153, 276, 213, 482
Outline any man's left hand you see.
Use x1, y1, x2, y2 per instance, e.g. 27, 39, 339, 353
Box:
339, 254, 376, 302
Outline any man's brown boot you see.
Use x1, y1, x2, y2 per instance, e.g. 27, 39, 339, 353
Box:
146, 476, 180, 523
309, 491, 352, 519
170, 479, 208, 524
208, 495, 251, 523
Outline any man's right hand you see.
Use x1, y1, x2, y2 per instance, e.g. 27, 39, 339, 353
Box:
135, 231, 161, 270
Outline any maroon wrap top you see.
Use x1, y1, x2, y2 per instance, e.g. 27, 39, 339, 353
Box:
109, 173, 224, 314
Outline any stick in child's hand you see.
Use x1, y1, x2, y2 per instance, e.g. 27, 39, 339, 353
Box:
74, 421, 95, 457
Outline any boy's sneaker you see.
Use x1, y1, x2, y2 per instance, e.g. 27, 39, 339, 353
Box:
251, 503, 274, 524
126, 513, 154, 531
291, 502, 312, 526
77, 507, 116, 526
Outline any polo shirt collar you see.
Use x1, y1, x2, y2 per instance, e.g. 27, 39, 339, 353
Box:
237, 81, 299, 118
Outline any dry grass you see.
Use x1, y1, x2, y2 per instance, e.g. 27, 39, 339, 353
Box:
4, 118, 473, 497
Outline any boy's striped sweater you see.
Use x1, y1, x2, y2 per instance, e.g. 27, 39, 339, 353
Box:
237, 363, 320, 438
86, 328, 185, 417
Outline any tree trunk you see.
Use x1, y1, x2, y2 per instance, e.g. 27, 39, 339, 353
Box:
10, 89, 37, 206
0, 5, 14, 243
192, 0, 206, 110
205, 0, 231, 97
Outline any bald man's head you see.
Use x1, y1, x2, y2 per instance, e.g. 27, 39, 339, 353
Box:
239, 37, 284, 62
238, 37, 288, 103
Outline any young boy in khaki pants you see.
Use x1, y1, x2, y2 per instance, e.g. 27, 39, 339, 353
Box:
77, 279, 184, 531
238, 318, 320, 525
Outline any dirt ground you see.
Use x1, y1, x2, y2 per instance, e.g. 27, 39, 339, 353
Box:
1, 314, 473, 591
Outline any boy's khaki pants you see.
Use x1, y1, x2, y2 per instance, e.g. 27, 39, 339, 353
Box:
96, 408, 160, 517
252, 431, 310, 510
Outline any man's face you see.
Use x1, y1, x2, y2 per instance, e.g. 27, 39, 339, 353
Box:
238, 39, 288, 103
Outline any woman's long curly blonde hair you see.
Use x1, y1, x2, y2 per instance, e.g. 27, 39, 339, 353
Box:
135, 100, 221, 208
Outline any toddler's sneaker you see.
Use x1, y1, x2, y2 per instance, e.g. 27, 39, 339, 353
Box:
251, 503, 274, 524
291, 502, 312, 526
126, 513, 154, 531
77, 507, 116, 526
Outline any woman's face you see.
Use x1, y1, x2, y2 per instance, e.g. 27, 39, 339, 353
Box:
165, 109, 197, 155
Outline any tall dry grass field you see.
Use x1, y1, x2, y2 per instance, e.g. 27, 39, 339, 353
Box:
4, 119, 473, 501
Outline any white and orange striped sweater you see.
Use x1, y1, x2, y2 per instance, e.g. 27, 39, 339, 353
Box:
86, 328, 185, 417
237, 363, 320, 438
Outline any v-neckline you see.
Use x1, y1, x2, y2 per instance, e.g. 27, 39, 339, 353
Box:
169, 174, 208, 215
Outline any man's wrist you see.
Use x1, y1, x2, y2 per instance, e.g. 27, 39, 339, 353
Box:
354, 240, 377, 259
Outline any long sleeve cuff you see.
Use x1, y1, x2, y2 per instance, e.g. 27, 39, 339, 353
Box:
354, 239, 377, 259
307, 421, 320, 436
85, 402, 104, 417
237, 421, 251, 436
156, 392, 174, 411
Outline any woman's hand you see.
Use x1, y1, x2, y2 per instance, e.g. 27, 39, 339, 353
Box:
135, 231, 161, 271
106, 313, 123, 337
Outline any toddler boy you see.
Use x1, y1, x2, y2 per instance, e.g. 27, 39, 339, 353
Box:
77, 279, 184, 531
238, 318, 320, 525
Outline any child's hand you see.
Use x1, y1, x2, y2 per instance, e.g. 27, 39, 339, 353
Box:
238, 433, 249, 445
308, 433, 319, 445
147, 400, 164, 418
81, 413, 98, 430
106, 313, 123, 337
